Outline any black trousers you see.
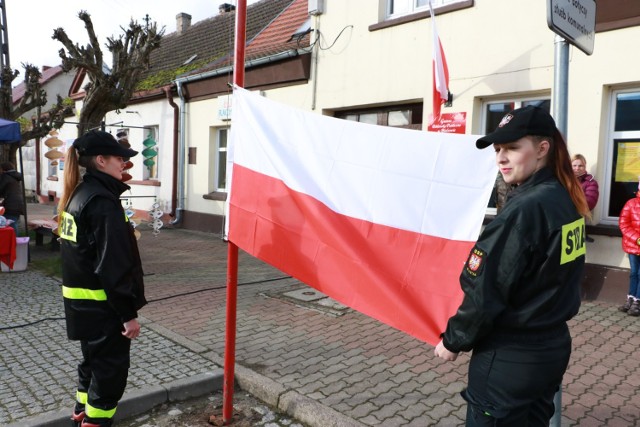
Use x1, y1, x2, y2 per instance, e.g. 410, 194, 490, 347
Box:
76, 324, 131, 424
462, 326, 572, 427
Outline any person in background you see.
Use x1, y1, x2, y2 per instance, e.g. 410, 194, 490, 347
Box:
572, 153, 599, 242
0, 161, 25, 234
618, 178, 640, 316
434, 106, 589, 426
493, 172, 516, 214
57, 130, 146, 427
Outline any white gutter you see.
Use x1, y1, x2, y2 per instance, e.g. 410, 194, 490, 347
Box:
169, 80, 187, 225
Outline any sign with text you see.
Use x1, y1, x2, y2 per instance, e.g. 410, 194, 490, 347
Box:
547, 0, 596, 55
218, 94, 232, 121
428, 112, 467, 134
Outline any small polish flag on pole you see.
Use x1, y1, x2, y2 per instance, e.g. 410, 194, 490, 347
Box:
429, 0, 450, 122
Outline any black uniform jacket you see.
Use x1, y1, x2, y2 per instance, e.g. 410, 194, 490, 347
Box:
0, 170, 25, 216
60, 170, 146, 340
443, 167, 585, 353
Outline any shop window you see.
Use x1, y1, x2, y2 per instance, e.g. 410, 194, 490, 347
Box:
482, 98, 551, 211
604, 91, 640, 220
336, 103, 423, 130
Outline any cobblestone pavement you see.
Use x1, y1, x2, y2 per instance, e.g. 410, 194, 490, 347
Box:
3, 203, 640, 426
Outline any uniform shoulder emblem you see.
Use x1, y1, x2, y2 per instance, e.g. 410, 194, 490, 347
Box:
465, 247, 485, 277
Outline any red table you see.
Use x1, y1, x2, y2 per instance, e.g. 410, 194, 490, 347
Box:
0, 226, 16, 270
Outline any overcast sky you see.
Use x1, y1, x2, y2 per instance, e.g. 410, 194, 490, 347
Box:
5, 0, 258, 82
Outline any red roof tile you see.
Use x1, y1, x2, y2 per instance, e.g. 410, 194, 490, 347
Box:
12, 65, 65, 104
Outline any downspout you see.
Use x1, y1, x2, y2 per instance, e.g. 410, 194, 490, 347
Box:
167, 49, 304, 226
163, 86, 179, 219
35, 136, 41, 199
169, 80, 186, 225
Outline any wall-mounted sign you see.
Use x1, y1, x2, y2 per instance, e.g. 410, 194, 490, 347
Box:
428, 112, 467, 134
547, 0, 596, 55
218, 94, 232, 121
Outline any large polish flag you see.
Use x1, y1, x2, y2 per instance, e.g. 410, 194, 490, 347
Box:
226, 87, 496, 345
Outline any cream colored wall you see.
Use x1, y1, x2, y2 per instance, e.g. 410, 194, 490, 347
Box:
180, 0, 639, 268
313, 1, 557, 123
185, 100, 227, 216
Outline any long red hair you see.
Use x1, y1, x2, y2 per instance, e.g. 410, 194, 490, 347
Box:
533, 131, 590, 218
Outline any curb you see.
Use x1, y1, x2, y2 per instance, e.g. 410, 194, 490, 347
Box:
234, 364, 365, 427
8, 371, 223, 427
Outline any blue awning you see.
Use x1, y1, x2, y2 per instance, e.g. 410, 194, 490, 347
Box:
0, 118, 21, 143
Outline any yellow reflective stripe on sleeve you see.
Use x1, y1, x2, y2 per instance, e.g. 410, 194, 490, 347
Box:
76, 390, 88, 405
561, 217, 586, 265
58, 211, 77, 242
62, 286, 107, 301
86, 403, 117, 419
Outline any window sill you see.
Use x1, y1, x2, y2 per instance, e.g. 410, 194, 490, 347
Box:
369, 0, 474, 32
483, 214, 622, 238
203, 191, 227, 201
127, 179, 161, 187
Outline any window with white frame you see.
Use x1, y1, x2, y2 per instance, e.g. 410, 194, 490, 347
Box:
335, 103, 423, 130
603, 90, 640, 223
482, 97, 551, 212
386, 0, 463, 19
141, 126, 159, 180
209, 127, 228, 192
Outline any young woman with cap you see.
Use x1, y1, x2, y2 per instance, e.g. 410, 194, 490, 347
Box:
57, 130, 146, 427
434, 106, 589, 426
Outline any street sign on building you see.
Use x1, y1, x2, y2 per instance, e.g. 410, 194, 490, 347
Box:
547, 0, 596, 55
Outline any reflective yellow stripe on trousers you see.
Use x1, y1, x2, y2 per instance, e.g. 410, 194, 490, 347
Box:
76, 390, 88, 405
86, 403, 117, 419
62, 286, 107, 301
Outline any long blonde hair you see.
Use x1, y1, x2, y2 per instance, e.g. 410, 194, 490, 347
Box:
56, 146, 98, 228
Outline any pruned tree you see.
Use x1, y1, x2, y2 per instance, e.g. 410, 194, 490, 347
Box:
0, 64, 68, 165
53, 11, 164, 136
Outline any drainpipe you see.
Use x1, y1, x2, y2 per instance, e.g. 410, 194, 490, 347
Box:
164, 86, 179, 219
168, 49, 305, 226
170, 80, 186, 225
35, 136, 41, 199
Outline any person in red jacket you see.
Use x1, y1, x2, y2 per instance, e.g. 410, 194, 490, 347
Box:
618, 180, 640, 316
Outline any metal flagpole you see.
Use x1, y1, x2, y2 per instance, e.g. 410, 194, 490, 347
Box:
222, 0, 246, 424
550, 33, 569, 427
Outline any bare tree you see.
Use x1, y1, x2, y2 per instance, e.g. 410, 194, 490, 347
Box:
53, 10, 164, 136
0, 64, 68, 165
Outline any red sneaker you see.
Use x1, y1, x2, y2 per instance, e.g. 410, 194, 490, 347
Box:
71, 411, 85, 427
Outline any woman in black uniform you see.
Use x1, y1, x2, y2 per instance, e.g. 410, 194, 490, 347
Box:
434, 106, 589, 426
58, 130, 146, 427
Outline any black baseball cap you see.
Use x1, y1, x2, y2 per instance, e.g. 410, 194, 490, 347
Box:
476, 105, 557, 149
73, 130, 138, 158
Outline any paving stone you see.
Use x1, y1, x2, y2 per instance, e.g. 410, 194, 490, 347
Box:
4, 215, 640, 426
